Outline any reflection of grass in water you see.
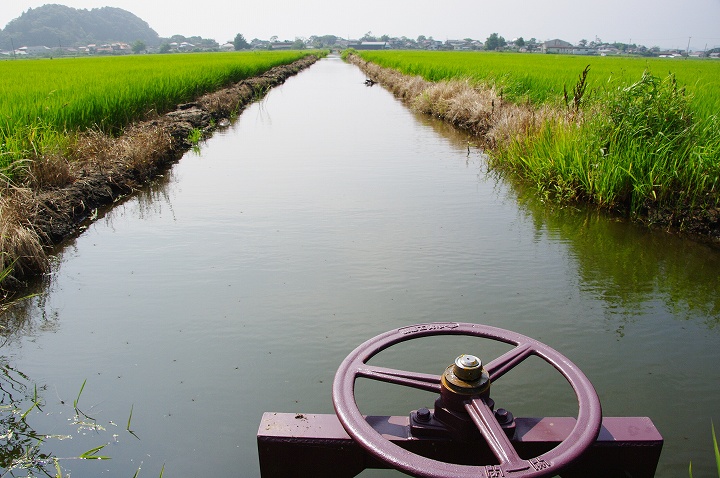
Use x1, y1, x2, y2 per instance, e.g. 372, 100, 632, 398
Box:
0, 364, 155, 477
509, 183, 720, 331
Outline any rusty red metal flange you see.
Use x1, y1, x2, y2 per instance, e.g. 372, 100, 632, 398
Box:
332, 322, 602, 478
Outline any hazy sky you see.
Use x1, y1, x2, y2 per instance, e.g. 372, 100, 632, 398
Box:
3, 0, 719, 51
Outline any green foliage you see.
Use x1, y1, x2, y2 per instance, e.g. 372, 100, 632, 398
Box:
187, 128, 203, 145
233, 33, 250, 51
497, 69, 720, 215
716, 421, 720, 477
485, 33, 506, 51
131, 40, 147, 54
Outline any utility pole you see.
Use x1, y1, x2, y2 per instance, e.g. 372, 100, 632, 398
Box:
10, 37, 16, 59
686, 36, 691, 58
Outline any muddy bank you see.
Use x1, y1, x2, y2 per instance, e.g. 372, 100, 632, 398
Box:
348, 54, 720, 244
0, 54, 320, 298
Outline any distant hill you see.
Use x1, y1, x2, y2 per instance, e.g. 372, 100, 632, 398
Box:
0, 4, 160, 50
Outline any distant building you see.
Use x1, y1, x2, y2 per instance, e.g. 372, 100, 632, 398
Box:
351, 41, 389, 50
542, 39, 596, 55
18, 45, 51, 55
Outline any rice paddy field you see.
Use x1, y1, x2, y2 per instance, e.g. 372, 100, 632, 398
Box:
357, 51, 720, 220
356, 51, 720, 117
0, 51, 317, 171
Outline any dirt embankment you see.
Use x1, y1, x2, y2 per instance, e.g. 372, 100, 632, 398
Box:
0, 55, 320, 298
348, 54, 720, 244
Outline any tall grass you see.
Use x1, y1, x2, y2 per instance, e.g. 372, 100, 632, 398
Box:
498, 70, 720, 215
0, 51, 315, 172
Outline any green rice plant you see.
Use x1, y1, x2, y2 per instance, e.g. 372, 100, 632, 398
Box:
127, 404, 139, 440
187, 128, 203, 145
78, 444, 110, 460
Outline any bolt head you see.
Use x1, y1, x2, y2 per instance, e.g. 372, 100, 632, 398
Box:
416, 407, 431, 422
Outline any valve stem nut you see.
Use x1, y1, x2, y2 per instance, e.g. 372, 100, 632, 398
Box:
453, 354, 483, 381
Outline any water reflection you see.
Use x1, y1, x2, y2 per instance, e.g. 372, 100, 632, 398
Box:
0, 359, 53, 475
511, 184, 720, 332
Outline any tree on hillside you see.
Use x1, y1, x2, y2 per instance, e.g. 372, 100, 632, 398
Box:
233, 33, 250, 50
485, 33, 506, 51
131, 39, 146, 53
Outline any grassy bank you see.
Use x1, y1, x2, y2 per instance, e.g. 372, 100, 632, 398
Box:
0, 51, 316, 175
351, 51, 720, 236
0, 52, 323, 298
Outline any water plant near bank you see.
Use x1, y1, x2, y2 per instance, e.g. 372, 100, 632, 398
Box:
0, 362, 158, 477
689, 421, 720, 478
351, 51, 720, 236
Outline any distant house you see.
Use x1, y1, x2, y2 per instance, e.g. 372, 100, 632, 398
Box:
446, 40, 470, 50
220, 43, 234, 51
95, 44, 114, 54
542, 39, 573, 54
353, 41, 389, 50
19, 45, 51, 55
541, 39, 596, 55
270, 42, 293, 50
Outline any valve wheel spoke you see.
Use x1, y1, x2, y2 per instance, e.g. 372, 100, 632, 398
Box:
355, 364, 442, 394
465, 397, 523, 466
485, 343, 535, 382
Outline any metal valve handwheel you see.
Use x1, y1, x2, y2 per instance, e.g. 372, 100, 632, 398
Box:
332, 322, 602, 478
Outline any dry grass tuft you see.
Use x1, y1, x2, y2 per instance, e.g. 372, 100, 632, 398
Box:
22, 153, 75, 191
0, 185, 47, 291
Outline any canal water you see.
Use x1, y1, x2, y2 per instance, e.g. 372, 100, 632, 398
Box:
1, 56, 719, 477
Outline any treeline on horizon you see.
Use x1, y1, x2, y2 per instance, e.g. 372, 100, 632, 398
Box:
4, 4, 715, 56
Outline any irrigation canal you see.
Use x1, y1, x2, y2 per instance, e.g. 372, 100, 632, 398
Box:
2, 55, 719, 477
